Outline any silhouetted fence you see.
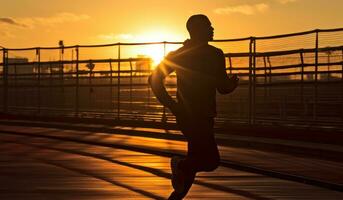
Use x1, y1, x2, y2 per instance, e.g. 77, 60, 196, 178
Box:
1, 28, 343, 130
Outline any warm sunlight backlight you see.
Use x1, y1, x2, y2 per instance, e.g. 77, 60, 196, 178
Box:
143, 46, 165, 65
136, 30, 184, 68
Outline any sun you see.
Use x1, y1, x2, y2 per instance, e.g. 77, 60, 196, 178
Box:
137, 45, 165, 68
135, 30, 184, 68
143, 46, 165, 65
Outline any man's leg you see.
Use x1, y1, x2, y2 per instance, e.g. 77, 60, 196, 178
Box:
179, 118, 220, 172
168, 172, 195, 200
170, 118, 220, 198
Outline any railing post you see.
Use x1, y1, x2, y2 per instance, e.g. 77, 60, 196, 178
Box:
49, 62, 52, 108
341, 49, 343, 122
326, 50, 331, 82
314, 30, 319, 121
267, 56, 272, 84
267, 56, 272, 104
252, 38, 257, 125
36, 48, 41, 114
88, 60, 93, 109
248, 37, 256, 125
263, 56, 267, 84
75, 46, 79, 116
14, 64, 17, 107
2, 49, 8, 113
300, 50, 305, 118
300, 50, 304, 82
162, 41, 167, 123
263, 56, 267, 112
228, 55, 233, 75
248, 38, 252, 125
59, 41, 65, 110
61, 48, 65, 107
117, 43, 121, 120
109, 59, 113, 111
129, 60, 133, 116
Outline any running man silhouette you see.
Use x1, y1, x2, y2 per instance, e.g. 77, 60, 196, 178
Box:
149, 14, 239, 200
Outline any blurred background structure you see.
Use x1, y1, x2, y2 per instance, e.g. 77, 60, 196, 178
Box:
1, 28, 343, 131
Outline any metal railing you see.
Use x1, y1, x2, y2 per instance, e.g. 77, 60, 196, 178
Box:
1, 28, 343, 130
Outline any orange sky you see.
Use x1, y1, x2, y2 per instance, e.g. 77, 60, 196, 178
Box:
0, 0, 342, 63
1, 0, 342, 48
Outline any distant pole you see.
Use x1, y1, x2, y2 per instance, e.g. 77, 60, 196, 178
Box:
59, 40, 64, 74
59, 40, 64, 61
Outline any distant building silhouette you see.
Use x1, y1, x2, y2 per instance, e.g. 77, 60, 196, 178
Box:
7, 57, 65, 76
135, 55, 152, 72
7, 57, 32, 74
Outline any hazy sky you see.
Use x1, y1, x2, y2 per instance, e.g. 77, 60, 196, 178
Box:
0, 0, 342, 48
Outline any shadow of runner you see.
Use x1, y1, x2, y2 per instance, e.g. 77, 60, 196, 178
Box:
0, 137, 273, 200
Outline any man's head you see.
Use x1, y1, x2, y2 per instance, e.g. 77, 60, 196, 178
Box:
186, 14, 214, 42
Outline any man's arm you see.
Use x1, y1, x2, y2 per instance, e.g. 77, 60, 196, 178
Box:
148, 59, 177, 111
216, 50, 239, 94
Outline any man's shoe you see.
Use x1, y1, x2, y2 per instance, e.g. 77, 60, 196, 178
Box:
171, 156, 185, 193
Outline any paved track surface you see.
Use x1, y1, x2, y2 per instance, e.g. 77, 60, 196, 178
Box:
0, 125, 343, 199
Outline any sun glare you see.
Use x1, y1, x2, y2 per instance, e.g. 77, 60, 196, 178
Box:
135, 31, 184, 68
139, 45, 164, 66
99, 30, 184, 69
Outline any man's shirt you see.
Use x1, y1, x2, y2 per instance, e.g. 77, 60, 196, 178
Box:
150, 40, 229, 118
